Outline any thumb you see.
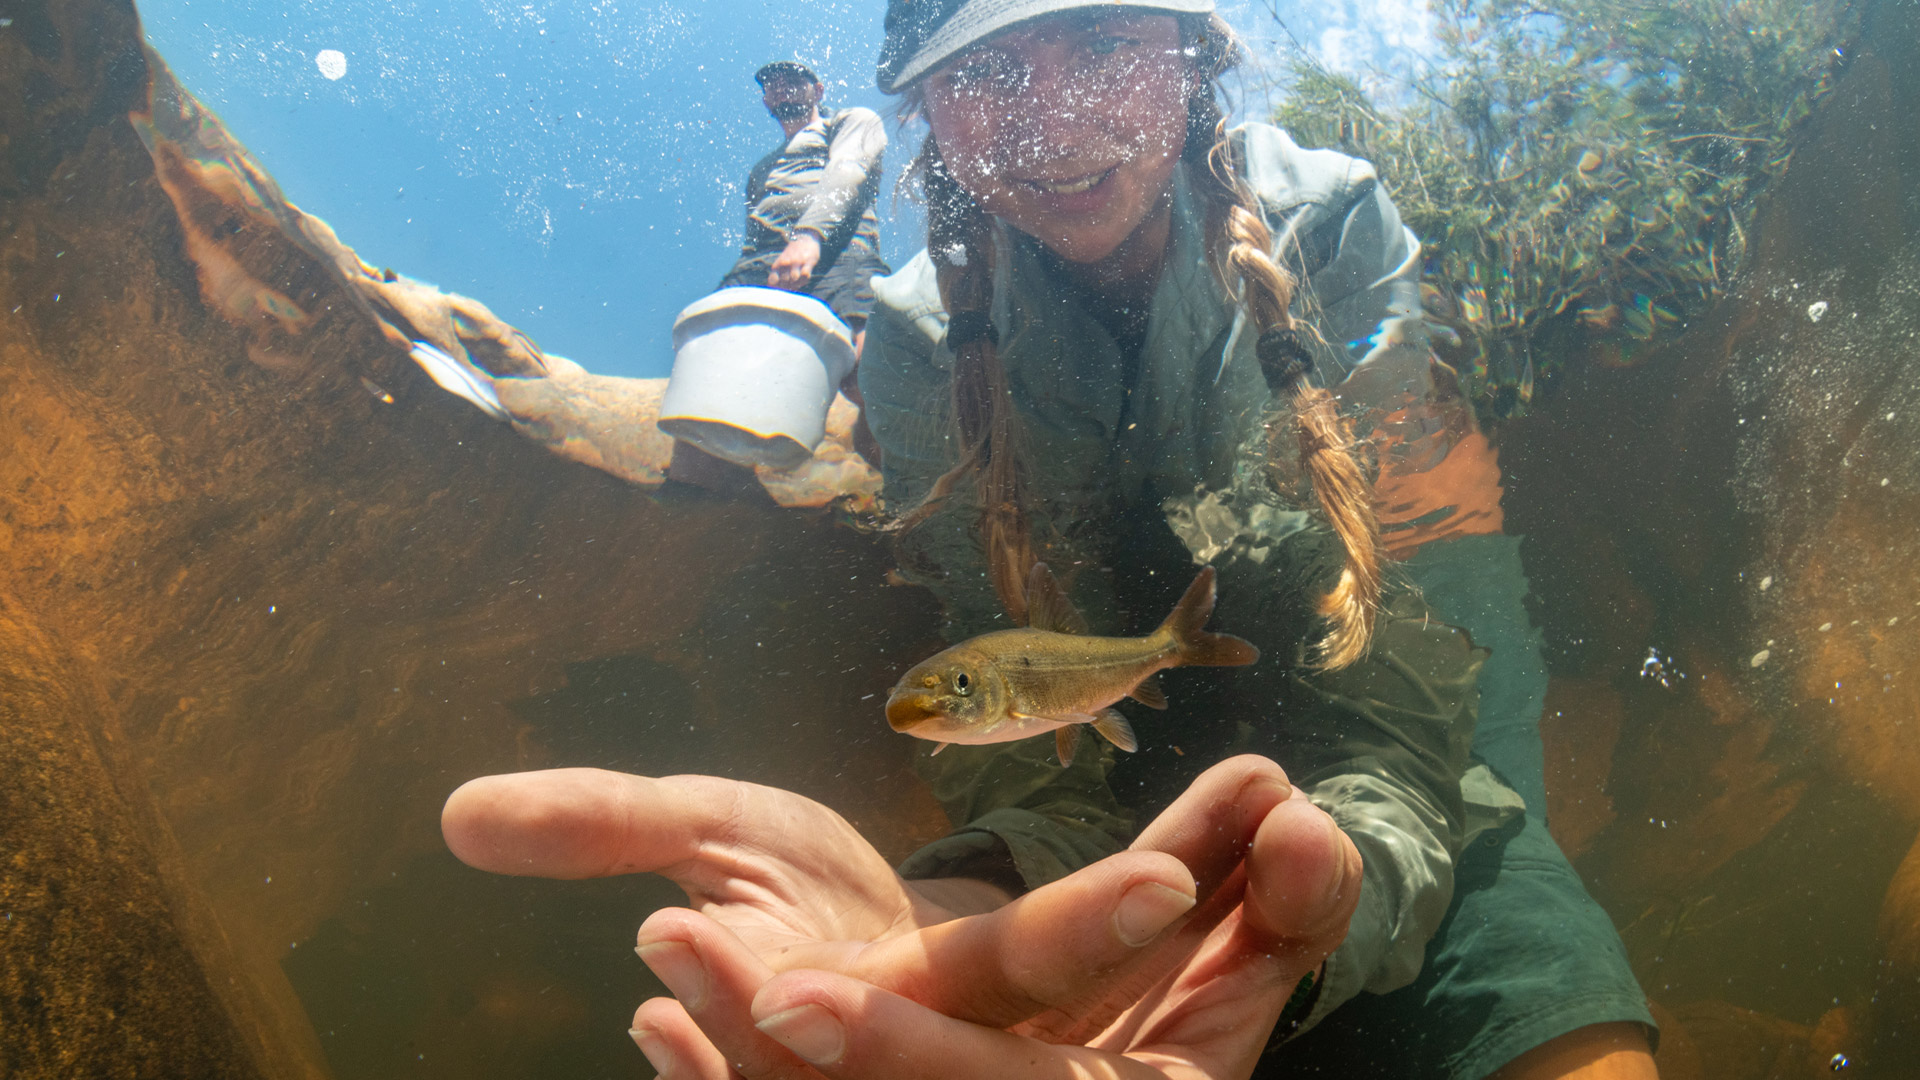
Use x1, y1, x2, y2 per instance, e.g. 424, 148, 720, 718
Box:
1244, 796, 1362, 954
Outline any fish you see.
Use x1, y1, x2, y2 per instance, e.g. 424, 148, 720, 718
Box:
884, 562, 1259, 767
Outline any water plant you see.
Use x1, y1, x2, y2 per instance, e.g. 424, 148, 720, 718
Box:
1272, 0, 1858, 419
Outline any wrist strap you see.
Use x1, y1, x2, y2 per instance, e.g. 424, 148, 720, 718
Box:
1272, 963, 1325, 1045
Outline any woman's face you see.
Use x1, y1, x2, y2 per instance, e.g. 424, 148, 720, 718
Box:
922, 13, 1197, 265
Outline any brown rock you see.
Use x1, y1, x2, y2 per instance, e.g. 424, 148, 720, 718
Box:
2, 1, 933, 1074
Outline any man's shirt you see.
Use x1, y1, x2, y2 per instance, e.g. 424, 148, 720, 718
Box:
741, 106, 886, 265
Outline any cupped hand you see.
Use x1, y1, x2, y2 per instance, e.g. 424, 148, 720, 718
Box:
442, 755, 1361, 1080
443, 769, 957, 973
442, 768, 1200, 1004
767, 233, 821, 290
618, 756, 1361, 1080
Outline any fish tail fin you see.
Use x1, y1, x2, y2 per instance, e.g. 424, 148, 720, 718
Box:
1159, 566, 1261, 668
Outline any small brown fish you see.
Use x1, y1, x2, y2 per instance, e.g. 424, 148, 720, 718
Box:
885, 563, 1259, 767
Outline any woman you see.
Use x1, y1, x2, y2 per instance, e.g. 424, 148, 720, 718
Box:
443, 1, 1658, 1076
857, 0, 1657, 1074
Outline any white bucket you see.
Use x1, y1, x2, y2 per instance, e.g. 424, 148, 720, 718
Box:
659, 287, 856, 471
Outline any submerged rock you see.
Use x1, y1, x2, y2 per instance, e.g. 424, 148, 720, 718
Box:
127, 39, 877, 505
1, 3, 919, 1077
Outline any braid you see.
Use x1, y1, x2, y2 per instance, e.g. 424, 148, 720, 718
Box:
897, 134, 1036, 622
1186, 18, 1383, 669
895, 14, 1385, 656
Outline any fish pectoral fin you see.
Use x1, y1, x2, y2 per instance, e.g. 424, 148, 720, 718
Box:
1055, 725, 1081, 768
1023, 562, 1091, 635
1092, 709, 1138, 753
928, 742, 949, 757
1128, 676, 1168, 710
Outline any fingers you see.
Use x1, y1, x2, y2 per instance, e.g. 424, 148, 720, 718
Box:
1131, 754, 1293, 894
856, 849, 1198, 1029
636, 908, 818, 1080
838, 755, 1314, 1031
748, 970, 1172, 1080
442, 768, 744, 879
630, 998, 735, 1080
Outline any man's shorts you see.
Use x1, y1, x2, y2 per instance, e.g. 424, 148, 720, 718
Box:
719, 244, 891, 327
1259, 534, 1656, 1079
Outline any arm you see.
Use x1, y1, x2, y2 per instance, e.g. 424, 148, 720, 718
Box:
1249, 146, 1499, 1032
792, 107, 887, 252
768, 109, 888, 290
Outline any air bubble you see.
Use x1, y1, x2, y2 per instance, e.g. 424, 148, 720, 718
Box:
315, 49, 347, 80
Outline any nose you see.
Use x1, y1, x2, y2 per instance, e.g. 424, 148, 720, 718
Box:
999, 66, 1117, 166
885, 691, 939, 732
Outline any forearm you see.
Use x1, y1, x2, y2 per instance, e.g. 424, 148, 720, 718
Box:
795, 111, 885, 243
1295, 768, 1455, 1033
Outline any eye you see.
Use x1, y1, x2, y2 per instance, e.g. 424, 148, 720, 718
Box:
945, 50, 1021, 93
952, 671, 972, 696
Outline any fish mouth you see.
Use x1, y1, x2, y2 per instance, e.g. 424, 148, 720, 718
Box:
885, 691, 941, 733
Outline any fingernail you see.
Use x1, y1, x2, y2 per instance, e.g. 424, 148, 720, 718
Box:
636, 941, 709, 1012
755, 1003, 846, 1066
1113, 880, 1196, 947
629, 1026, 678, 1078
1320, 815, 1357, 909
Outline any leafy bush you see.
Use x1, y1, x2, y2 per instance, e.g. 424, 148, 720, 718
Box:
1274, 0, 1857, 418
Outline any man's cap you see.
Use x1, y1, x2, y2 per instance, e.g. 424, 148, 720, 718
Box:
877, 0, 1214, 93
755, 60, 821, 87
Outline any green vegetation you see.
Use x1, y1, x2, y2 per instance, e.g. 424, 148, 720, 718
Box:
1273, 0, 1857, 418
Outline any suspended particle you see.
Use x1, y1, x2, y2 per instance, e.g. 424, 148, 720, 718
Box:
359, 376, 395, 404
316, 49, 347, 81
1830, 1053, 1849, 1072
1807, 300, 1829, 323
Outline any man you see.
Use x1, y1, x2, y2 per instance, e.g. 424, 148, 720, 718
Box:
719, 60, 890, 356
669, 59, 888, 487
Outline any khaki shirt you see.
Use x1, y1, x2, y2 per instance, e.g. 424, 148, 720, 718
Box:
860, 123, 1521, 1035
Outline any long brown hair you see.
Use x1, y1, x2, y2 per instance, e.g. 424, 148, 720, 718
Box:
900, 14, 1383, 668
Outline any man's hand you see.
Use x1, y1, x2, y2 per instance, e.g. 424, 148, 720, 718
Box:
767, 232, 822, 290
441, 756, 1361, 1080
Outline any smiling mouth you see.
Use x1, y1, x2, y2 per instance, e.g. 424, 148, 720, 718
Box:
1021, 166, 1117, 196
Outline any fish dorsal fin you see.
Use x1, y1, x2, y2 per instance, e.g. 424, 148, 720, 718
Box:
1055, 725, 1080, 768
1024, 562, 1090, 635
1093, 709, 1138, 753
1128, 676, 1168, 710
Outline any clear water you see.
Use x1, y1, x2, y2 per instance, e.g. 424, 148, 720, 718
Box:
5, 1, 1917, 1078
133, 0, 1382, 377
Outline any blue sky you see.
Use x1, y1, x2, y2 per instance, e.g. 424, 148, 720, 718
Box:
139, 0, 1434, 378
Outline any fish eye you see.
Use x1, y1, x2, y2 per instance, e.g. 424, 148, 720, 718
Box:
952, 671, 972, 696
